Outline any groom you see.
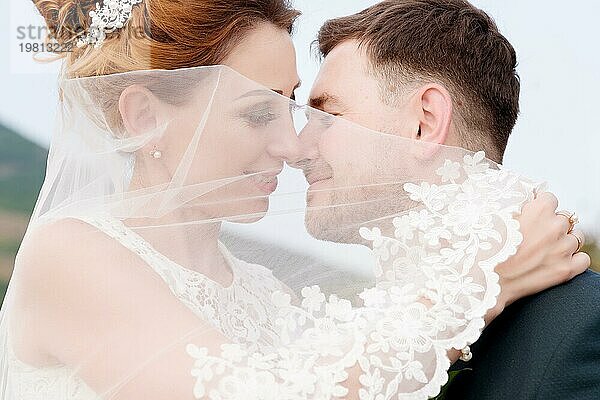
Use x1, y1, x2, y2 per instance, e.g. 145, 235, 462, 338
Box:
296, 0, 600, 398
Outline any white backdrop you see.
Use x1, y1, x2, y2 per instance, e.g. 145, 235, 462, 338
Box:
1, 0, 599, 233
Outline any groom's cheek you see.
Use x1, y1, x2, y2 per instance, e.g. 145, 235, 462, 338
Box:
320, 122, 359, 160
317, 130, 340, 165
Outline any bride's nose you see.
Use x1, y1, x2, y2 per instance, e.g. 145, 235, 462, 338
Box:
266, 125, 303, 163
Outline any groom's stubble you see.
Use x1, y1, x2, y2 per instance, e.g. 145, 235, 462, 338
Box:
294, 129, 421, 245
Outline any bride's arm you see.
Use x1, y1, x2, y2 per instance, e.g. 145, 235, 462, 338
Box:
484, 192, 590, 323
338, 192, 590, 399
12, 219, 228, 400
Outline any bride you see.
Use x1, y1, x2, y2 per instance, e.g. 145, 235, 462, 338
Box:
0, 0, 589, 399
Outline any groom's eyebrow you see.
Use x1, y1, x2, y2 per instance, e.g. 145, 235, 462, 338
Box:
308, 93, 342, 110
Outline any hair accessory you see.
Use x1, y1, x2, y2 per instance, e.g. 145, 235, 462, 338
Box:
77, 0, 144, 48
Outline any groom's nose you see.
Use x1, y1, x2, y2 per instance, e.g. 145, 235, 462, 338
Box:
296, 125, 321, 162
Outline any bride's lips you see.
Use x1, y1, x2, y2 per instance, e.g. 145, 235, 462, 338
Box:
245, 169, 282, 194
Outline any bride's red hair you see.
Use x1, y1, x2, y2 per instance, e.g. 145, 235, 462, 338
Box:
33, 0, 300, 78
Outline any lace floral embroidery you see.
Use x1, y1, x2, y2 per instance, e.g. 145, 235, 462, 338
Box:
187, 152, 539, 400
77, 217, 288, 351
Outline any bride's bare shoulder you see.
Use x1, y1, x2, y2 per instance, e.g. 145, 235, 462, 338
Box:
13, 217, 148, 308
17, 218, 120, 274
14, 217, 177, 307
10, 218, 135, 364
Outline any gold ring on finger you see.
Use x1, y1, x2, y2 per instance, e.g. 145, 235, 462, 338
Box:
569, 232, 583, 253
556, 210, 579, 233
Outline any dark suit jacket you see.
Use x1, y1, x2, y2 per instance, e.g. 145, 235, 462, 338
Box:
445, 269, 600, 400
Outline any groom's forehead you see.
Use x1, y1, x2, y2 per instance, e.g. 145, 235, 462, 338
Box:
310, 41, 372, 102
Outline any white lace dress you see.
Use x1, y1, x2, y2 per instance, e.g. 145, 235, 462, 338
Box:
5, 216, 290, 400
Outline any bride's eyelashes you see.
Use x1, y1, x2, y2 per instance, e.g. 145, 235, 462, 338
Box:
236, 102, 281, 128
243, 109, 278, 128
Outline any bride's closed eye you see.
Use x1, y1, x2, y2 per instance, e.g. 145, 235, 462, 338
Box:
237, 102, 280, 128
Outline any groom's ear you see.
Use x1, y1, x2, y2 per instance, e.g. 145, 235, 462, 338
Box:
414, 83, 453, 145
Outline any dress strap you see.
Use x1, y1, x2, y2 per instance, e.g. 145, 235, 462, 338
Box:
75, 215, 192, 296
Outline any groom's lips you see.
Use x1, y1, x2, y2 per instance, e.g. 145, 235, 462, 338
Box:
305, 174, 333, 186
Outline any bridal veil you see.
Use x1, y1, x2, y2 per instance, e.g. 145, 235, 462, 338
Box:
0, 65, 538, 399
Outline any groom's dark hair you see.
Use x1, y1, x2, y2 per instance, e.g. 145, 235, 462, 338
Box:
317, 0, 519, 162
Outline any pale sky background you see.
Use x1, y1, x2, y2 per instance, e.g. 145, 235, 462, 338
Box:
1, 0, 599, 234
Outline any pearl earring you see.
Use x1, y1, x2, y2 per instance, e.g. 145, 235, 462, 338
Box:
150, 149, 162, 159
